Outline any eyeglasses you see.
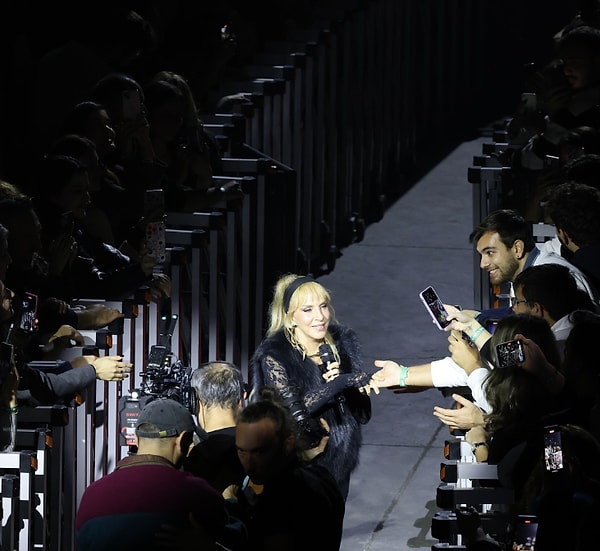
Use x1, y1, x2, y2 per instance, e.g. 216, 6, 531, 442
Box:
512, 298, 529, 307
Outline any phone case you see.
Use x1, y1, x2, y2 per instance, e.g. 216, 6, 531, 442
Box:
145, 221, 166, 263
419, 286, 450, 330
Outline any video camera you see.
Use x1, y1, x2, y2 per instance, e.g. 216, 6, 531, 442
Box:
118, 314, 195, 447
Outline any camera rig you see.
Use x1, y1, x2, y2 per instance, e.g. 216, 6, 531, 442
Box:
118, 314, 195, 447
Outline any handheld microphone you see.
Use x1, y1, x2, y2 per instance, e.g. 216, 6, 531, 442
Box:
318, 343, 335, 371
318, 343, 345, 416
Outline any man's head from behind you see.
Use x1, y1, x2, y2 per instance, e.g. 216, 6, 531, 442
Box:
469, 209, 536, 285
235, 388, 297, 485
135, 398, 198, 465
191, 361, 246, 429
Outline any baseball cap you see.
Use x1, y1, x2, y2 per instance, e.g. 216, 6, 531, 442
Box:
136, 398, 197, 438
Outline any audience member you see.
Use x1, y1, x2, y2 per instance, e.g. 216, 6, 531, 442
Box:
560, 309, 600, 436
371, 210, 598, 402
518, 424, 600, 551
0, 205, 123, 338
29, 155, 168, 301
91, 71, 161, 220
29, 7, 158, 157
251, 273, 379, 500
150, 70, 243, 208
225, 387, 344, 551
47, 133, 117, 245
543, 181, 600, 293
76, 397, 239, 551
183, 360, 246, 493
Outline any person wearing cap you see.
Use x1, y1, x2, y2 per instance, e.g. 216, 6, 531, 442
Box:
250, 273, 380, 501
75, 397, 243, 551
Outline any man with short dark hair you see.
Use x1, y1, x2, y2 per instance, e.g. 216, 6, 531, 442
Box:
75, 398, 236, 551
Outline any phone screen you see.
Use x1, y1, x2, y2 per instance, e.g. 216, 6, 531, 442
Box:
495, 339, 524, 368
419, 286, 450, 330
544, 425, 564, 473
18, 292, 38, 334
512, 514, 538, 550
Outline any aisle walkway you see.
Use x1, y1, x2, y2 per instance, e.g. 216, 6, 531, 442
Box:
318, 136, 485, 550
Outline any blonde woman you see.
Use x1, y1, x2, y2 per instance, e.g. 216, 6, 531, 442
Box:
250, 274, 379, 500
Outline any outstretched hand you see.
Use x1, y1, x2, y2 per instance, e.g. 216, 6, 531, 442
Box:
432, 393, 485, 430
371, 360, 402, 388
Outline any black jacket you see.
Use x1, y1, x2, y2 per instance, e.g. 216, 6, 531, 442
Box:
250, 324, 371, 498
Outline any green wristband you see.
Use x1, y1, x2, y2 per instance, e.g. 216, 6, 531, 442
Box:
399, 365, 409, 387
470, 326, 485, 343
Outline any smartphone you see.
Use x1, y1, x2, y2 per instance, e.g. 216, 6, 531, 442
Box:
520, 92, 537, 113
543, 425, 564, 473
145, 220, 166, 263
122, 89, 142, 120
419, 286, 450, 330
511, 514, 538, 550
495, 339, 525, 368
18, 291, 38, 334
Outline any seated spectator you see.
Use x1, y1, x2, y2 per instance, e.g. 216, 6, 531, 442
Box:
543, 181, 600, 294
75, 397, 240, 551
29, 155, 169, 301
47, 133, 117, 245
370, 210, 599, 407
225, 387, 345, 551
29, 7, 157, 157
183, 360, 247, 492
0, 194, 124, 336
91, 71, 161, 224
62, 101, 134, 244
519, 424, 600, 551
560, 309, 600, 437
150, 70, 243, 209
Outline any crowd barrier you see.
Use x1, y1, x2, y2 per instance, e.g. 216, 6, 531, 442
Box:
1, 0, 497, 548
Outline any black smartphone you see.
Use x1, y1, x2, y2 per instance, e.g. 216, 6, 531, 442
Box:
511, 514, 538, 550
419, 286, 450, 330
543, 425, 564, 473
495, 339, 525, 368
18, 291, 38, 334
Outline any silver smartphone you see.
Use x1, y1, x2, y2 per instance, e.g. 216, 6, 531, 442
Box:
419, 286, 450, 330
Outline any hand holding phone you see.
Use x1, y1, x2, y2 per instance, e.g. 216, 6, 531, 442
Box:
419, 286, 450, 330
494, 339, 525, 368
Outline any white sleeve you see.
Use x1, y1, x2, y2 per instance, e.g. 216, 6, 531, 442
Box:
430, 357, 470, 388
467, 368, 492, 413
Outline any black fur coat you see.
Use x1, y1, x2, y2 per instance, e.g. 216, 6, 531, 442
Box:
250, 324, 371, 498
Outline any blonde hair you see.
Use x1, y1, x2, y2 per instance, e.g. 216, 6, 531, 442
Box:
267, 274, 340, 361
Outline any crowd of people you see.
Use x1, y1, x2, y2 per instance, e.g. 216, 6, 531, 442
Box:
2, 2, 600, 551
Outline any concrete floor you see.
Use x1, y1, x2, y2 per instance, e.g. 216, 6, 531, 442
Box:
318, 136, 485, 550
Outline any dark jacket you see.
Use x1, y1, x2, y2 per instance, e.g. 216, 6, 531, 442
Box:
250, 324, 371, 499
